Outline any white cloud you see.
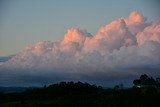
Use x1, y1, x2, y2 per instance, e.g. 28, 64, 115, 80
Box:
137, 21, 160, 45
124, 11, 150, 35
0, 11, 160, 86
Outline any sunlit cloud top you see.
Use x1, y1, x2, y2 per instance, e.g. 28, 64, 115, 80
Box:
0, 11, 160, 86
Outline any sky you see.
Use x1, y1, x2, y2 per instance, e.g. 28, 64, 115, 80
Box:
0, 0, 160, 56
0, 0, 160, 87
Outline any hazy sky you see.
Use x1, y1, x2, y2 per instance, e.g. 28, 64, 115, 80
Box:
0, 0, 160, 56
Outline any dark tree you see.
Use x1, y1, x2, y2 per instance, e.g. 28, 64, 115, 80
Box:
133, 79, 141, 85
140, 74, 149, 81
144, 77, 156, 85
133, 74, 157, 87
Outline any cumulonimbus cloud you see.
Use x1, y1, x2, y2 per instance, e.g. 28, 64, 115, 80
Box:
0, 11, 160, 86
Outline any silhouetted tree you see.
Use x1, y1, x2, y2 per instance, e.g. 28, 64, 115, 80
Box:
114, 83, 123, 89
145, 77, 156, 85
133, 79, 141, 86
114, 85, 119, 89
156, 78, 160, 88
133, 74, 157, 88
140, 74, 148, 82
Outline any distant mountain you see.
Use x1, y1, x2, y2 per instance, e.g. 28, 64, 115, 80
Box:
0, 55, 15, 65
0, 87, 34, 93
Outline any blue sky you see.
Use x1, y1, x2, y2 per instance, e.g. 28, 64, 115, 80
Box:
0, 0, 160, 56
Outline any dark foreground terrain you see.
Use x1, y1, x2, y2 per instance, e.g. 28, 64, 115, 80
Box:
0, 74, 160, 107
0, 81, 160, 107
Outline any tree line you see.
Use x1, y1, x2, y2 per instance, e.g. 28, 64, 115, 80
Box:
0, 74, 160, 107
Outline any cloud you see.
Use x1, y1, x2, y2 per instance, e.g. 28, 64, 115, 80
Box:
124, 11, 150, 35
0, 11, 160, 86
137, 21, 160, 45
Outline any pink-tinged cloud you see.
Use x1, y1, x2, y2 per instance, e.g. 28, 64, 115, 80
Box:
63, 28, 92, 45
124, 11, 150, 35
0, 11, 160, 86
137, 21, 160, 45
